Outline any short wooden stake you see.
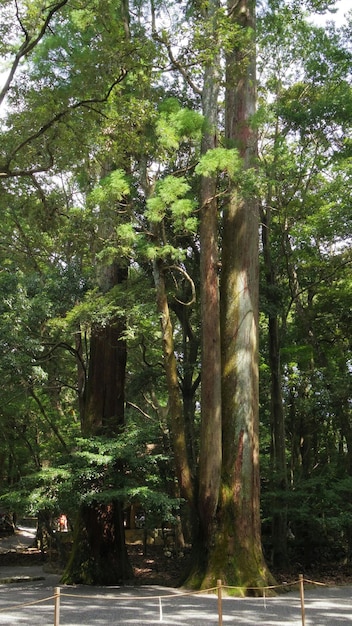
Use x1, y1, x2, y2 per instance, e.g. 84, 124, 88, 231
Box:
217, 579, 223, 626
299, 574, 306, 626
54, 586, 60, 626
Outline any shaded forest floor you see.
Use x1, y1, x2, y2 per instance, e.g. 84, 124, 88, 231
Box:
128, 543, 192, 586
128, 545, 352, 588
2, 528, 352, 588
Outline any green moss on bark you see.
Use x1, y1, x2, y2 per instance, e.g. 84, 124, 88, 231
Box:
61, 502, 133, 586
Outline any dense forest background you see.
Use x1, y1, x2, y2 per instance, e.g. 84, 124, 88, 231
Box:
0, 0, 351, 590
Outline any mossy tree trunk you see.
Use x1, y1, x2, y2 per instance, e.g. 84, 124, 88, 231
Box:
185, 0, 273, 592
62, 262, 132, 585
190, 0, 273, 591
62, 501, 131, 585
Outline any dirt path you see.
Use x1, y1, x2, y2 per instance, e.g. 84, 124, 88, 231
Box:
0, 526, 36, 553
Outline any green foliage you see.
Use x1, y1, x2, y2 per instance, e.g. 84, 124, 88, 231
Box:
89, 169, 130, 206
195, 147, 241, 178
0, 0, 351, 581
156, 102, 204, 152
262, 469, 352, 563
0, 417, 180, 524
146, 175, 197, 233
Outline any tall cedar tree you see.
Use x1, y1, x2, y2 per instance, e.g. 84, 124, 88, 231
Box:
62, 262, 132, 585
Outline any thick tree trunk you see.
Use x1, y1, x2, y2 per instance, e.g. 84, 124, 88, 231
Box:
204, 0, 272, 591
63, 262, 132, 585
183, 0, 223, 585
62, 501, 131, 585
218, 184, 270, 589
82, 317, 127, 437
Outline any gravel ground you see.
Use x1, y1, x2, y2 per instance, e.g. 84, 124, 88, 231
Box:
1, 528, 352, 625
1, 572, 352, 625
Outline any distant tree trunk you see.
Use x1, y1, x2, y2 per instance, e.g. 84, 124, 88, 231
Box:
261, 203, 288, 567
64, 18, 135, 584
282, 228, 316, 480
171, 300, 200, 477
62, 261, 132, 585
152, 257, 195, 509
82, 276, 127, 437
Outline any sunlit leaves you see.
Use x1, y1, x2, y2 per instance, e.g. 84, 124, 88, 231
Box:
195, 147, 241, 178
156, 99, 203, 152
89, 169, 130, 207
146, 175, 197, 233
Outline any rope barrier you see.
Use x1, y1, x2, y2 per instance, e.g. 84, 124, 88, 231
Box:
0, 576, 326, 612
0, 595, 56, 612
0, 575, 330, 626
60, 585, 218, 601
56, 576, 326, 602
303, 578, 327, 586
224, 579, 299, 592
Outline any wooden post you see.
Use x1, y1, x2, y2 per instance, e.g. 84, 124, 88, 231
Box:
299, 574, 306, 626
217, 579, 223, 626
54, 586, 60, 626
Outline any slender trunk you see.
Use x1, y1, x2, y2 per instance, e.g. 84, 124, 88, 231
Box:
198, 0, 222, 544
261, 204, 288, 567
283, 230, 316, 479
152, 258, 195, 509
29, 388, 68, 452
171, 301, 200, 476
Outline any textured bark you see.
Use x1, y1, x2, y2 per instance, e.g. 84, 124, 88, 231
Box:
82, 320, 126, 437
153, 258, 195, 509
185, 0, 273, 592
77, 263, 128, 438
62, 501, 132, 585
171, 301, 200, 477
214, 0, 271, 590
198, 0, 222, 542
63, 262, 131, 585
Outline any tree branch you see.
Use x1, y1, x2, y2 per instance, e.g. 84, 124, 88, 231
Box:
0, 73, 127, 178
29, 387, 68, 452
0, 0, 70, 107
152, 31, 202, 96
126, 400, 155, 421
168, 264, 196, 306
38, 341, 87, 378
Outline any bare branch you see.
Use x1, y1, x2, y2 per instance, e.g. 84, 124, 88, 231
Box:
152, 31, 202, 97
168, 264, 196, 306
126, 400, 155, 421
